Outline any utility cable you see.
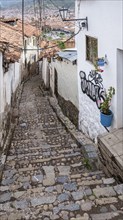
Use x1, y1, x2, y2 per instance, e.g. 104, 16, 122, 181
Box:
48, 0, 60, 10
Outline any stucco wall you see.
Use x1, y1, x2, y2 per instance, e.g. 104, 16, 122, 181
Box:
3, 62, 21, 109
23, 36, 38, 64
0, 54, 22, 150
41, 58, 50, 89
76, 0, 123, 140
0, 52, 4, 114
51, 59, 78, 109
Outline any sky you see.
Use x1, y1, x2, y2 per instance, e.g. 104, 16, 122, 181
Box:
0, 0, 21, 6
0, 0, 74, 9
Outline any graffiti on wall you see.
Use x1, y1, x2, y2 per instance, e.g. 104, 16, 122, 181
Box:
79, 70, 105, 108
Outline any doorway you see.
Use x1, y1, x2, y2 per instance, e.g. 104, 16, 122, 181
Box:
117, 49, 123, 128
54, 68, 58, 97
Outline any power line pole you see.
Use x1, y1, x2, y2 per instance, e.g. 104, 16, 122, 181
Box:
22, 0, 26, 66
22, 0, 25, 49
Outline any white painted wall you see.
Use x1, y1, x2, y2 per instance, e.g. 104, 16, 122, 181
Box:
51, 59, 78, 109
76, 0, 123, 140
3, 62, 21, 109
39, 60, 43, 76
41, 58, 50, 89
0, 57, 21, 115
23, 36, 38, 64
50, 61, 55, 95
117, 49, 123, 128
0, 52, 22, 146
0, 52, 4, 115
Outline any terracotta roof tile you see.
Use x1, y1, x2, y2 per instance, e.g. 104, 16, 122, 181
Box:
0, 22, 23, 61
0, 17, 18, 23
39, 40, 60, 59
13, 20, 40, 37
0, 19, 39, 61
0, 21, 23, 48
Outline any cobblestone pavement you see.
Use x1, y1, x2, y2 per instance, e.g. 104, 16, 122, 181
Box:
0, 75, 123, 220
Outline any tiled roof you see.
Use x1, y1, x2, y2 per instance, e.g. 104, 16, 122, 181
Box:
39, 40, 60, 59
0, 21, 23, 61
0, 17, 18, 22
14, 20, 40, 37
0, 19, 39, 62
0, 21, 23, 48
0, 38, 21, 62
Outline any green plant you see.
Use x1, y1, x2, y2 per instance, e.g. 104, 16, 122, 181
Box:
57, 41, 65, 49
47, 36, 52, 41
93, 58, 104, 72
100, 87, 115, 115
83, 158, 92, 170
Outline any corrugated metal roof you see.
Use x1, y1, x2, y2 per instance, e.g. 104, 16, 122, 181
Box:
57, 50, 77, 62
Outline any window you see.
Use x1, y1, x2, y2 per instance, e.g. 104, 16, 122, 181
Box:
33, 38, 37, 46
24, 39, 27, 49
86, 36, 98, 64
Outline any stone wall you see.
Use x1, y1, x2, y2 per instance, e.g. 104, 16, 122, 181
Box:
98, 130, 123, 182
57, 94, 79, 128
0, 82, 24, 181
51, 59, 78, 110
79, 92, 106, 141
0, 105, 11, 152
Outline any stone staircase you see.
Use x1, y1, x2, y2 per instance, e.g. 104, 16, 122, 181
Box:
0, 75, 123, 220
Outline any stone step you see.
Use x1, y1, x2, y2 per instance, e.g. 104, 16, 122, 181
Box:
0, 186, 123, 219
7, 147, 80, 159
2, 166, 117, 191
90, 211, 123, 220
12, 129, 73, 140
0, 208, 123, 220
0, 180, 122, 199
10, 138, 77, 149
5, 154, 83, 170
0, 182, 122, 200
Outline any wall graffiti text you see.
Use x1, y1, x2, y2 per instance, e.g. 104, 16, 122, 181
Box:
79, 70, 105, 108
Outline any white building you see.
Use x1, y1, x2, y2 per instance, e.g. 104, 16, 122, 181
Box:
40, 49, 79, 126
0, 19, 39, 151
0, 48, 22, 149
75, 0, 123, 140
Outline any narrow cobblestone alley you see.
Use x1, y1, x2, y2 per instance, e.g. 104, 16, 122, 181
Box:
0, 75, 123, 220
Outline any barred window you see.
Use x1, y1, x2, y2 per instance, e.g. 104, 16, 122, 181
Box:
86, 36, 98, 64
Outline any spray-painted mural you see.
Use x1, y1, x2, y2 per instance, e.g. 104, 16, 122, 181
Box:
79, 70, 105, 108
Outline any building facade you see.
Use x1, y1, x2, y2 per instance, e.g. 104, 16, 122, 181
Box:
0, 19, 39, 153
0, 49, 21, 151
76, 0, 123, 140
40, 49, 79, 127
50, 50, 78, 126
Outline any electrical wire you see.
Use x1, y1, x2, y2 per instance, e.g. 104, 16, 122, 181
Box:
67, 3, 74, 10
48, 0, 74, 11
48, 0, 60, 10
